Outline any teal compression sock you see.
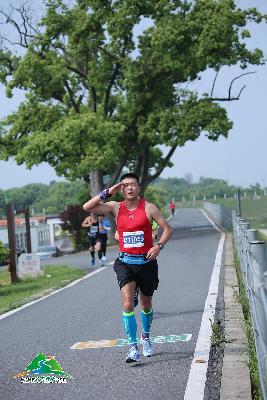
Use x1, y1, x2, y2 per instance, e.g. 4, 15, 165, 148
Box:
141, 308, 153, 335
122, 311, 137, 345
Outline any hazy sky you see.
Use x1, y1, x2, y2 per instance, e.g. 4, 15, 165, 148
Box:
0, 0, 266, 189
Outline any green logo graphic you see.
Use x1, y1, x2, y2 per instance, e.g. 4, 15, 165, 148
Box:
14, 353, 73, 383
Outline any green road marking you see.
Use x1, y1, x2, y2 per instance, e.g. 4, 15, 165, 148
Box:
70, 334, 192, 350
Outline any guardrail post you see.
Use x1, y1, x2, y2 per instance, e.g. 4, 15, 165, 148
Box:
264, 271, 267, 291
246, 229, 259, 242
250, 241, 267, 276
240, 222, 250, 232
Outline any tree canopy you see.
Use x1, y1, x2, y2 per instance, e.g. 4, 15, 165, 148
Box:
0, 0, 265, 194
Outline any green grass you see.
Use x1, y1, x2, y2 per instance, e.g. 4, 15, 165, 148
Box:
0, 265, 86, 315
211, 198, 267, 229
175, 198, 267, 229
233, 246, 263, 400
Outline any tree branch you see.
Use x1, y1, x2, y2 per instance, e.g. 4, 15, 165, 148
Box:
107, 156, 127, 186
103, 62, 121, 116
210, 71, 256, 101
98, 45, 118, 62
64, 80, 80, 113
210, 86, 247, 101
228, 71, 256, 98
0, 4, 38, 48
144, 144, 178, 186
210, 66, 222, 98
140, 145, 149, 187
91, 86, 97, 112
103, 35, 129, 117
0, 9, 25, 47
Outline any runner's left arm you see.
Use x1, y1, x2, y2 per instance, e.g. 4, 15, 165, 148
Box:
146, 204, 173, 260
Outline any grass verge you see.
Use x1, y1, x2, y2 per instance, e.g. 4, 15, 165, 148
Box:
233, 246, 263, 400
0, 265, 86, 315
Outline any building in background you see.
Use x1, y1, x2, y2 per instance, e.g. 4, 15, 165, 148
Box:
46, 214, 64, 247
0, 215, 62, 252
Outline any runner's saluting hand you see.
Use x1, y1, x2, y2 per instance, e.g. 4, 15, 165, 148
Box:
108, 182, 124, 197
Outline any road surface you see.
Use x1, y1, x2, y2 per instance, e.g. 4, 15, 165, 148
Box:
0, 209, 222, 400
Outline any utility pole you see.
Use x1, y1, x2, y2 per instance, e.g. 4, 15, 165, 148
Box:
24, 208, 32, 253
6, 203, 19, 283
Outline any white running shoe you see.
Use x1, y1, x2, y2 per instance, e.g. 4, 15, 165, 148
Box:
99, 260, 104, 266
101, 256, 106, 262
126, 346, 141, 363
141, 336, 153, 357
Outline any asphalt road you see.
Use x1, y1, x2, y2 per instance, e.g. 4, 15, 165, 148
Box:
0, 209, 221, 400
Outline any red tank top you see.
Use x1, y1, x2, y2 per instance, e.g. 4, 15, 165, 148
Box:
117, 198, 153, 254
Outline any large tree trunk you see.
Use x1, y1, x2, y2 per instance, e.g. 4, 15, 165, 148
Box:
89, 169, 118, 245
89, 170, 104, 196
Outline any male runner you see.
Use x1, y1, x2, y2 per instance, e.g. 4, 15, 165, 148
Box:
82, 213, 101, 266
83, 173, 173, 363
97, 214, 111, 262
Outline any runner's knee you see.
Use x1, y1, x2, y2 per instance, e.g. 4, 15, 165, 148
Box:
123, 300, 134, 312
140, 300, 152, 312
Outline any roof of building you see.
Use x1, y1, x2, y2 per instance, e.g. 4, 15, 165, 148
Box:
0, 216, 47, 228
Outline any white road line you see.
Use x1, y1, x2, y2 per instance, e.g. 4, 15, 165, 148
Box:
0, 267, 107, 321
184, 211, 225, 400
200, 208, 221, 232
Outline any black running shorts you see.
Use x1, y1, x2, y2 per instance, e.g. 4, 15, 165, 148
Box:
113, 257, 159, 297
88, 236, 97, 247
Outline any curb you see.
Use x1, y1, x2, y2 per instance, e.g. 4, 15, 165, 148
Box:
220, 233, 251, 399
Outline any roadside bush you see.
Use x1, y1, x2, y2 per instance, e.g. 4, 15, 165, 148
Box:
0, 241, 9, 265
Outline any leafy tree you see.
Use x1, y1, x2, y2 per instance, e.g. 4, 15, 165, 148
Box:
0, 0, 265, 195
0, 181, 88, 215
5, 183, 48, 213
60, 205, 88, 250
33, 180, 87, 212
0, 240, 9, 264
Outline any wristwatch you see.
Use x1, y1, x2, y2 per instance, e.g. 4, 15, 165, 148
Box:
157, 242, 165, 251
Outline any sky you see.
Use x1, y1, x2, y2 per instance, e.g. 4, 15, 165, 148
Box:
0, 0, 266, 190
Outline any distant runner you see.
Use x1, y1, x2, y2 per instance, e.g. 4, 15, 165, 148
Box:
82, 213, 100, 266
170, 199, 175, 217
97, 214, 111, 262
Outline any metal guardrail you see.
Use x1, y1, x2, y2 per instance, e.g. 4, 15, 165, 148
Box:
233, 214, 267, 400
203, 201, 233, 230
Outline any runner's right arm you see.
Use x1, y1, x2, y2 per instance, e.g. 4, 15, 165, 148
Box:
82, 182, 123, 216
81, 216, 91, 228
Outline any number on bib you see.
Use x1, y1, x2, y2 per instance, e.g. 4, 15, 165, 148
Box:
123, 231, 144, 248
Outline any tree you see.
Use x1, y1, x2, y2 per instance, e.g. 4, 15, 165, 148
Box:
0, 1, 265, 195
60, 205, 88, 250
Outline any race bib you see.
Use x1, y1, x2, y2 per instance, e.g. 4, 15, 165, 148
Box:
123, 231, 144, 248
89, 225, 98, 237
90, 226, 98, 234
